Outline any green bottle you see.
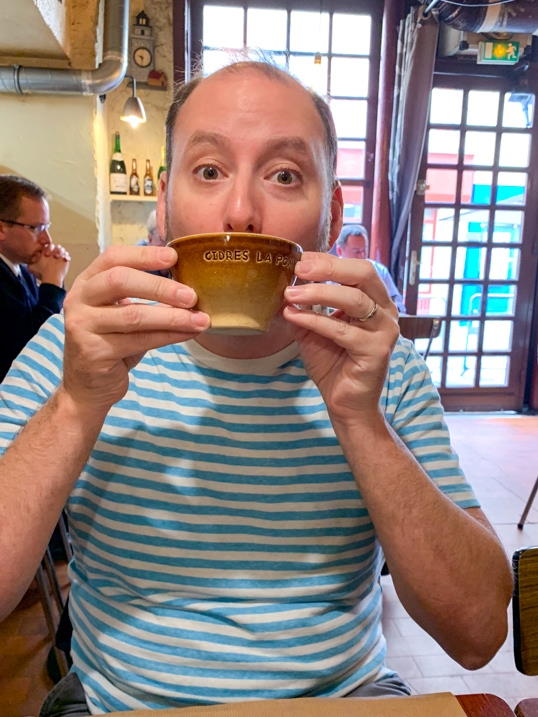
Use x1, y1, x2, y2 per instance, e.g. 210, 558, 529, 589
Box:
157, 144, 166, 180
109, 132, 128, 194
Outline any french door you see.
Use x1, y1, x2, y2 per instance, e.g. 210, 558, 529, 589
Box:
406, 75, 538, 411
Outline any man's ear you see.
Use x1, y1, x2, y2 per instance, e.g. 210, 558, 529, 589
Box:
156, 172, 168, 242
327, 180, 343, 251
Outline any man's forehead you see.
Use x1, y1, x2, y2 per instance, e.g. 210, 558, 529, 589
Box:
174, 69, 325, 143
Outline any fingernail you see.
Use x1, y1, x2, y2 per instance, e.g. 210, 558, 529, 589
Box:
191, 311, 210, 329
296, 260, 313, 274
176, 287, 195, 304
285, 287, 302, 299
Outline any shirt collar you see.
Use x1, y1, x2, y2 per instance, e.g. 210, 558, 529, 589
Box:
0, 253, 21, 277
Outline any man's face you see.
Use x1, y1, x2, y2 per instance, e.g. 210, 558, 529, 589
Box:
158, 69, 342, 252
337, 233, 367, 260
0, 195, 51, 265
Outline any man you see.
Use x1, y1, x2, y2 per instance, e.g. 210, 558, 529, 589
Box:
0, 63, 511, 715
137, 208, 168, 276
0, 175, 71, 381
335, 224, 406, 313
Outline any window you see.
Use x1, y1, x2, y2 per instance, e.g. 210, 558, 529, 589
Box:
190, 1, 382, 231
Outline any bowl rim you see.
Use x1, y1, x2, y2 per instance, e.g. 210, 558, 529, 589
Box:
166, 232, 303, 251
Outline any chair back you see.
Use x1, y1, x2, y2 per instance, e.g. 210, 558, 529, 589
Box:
513, 545, 538, 675
398, 315, 442, 359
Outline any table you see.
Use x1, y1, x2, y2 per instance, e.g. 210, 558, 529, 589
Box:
457, 693, 514, 716
515, 698, 538, 717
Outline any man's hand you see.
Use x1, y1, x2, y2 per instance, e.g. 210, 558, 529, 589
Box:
283, 251, 400, 423
28, 242, 71, 287
61, 245, 210, 412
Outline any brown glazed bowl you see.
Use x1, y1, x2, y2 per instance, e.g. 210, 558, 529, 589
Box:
167, 232, 303, 334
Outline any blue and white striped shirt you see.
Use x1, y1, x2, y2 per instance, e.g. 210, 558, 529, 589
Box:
0, 315, 478, 713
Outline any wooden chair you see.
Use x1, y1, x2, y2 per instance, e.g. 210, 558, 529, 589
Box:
35, 511, 73, 680
398, 315, 442, 360
512, 546, 538, 676
518, 476, 538, 529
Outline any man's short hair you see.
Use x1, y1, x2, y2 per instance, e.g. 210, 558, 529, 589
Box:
0, 174, 46, 221
336, 223, 369, 250
165, 61, 338, 188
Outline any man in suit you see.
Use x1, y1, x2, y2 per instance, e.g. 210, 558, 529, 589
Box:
0, 174, 71, 381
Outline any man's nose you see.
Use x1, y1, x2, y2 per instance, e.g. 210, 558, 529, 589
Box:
222, 176, 261, 234
38, 228, 52, 245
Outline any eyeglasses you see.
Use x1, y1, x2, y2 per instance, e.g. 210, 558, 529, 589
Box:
0, 218, 51, 235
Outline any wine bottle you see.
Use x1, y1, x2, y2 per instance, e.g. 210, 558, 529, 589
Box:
129, 158, 140, 195
143, 159, 155, 196
109, 132, 128, 195
157, 145, 166, 180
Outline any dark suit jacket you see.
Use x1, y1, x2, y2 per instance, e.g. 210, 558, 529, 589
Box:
0, 257, 66, 381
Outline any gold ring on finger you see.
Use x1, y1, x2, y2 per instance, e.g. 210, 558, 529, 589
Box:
357, 301, 378, 322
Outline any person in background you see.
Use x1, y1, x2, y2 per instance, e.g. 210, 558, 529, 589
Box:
0, 174, 70, 382
335, 224, 406, 313
0, 62, 512, 715
137, 208, 168, 276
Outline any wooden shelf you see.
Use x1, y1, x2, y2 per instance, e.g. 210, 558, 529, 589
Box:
110, 195, 156, 202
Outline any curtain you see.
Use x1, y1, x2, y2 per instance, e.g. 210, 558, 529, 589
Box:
389, 7, 439, 276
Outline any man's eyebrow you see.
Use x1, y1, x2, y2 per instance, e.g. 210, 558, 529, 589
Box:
185, 131, 232, 151
264, 136, 313, 158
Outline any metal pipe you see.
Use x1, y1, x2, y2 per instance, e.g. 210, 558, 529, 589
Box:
0, 0, 129, 95
424, 0, 442, 15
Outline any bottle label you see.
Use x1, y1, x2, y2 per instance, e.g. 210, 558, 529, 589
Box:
144, 177, 154, 195
130, 175, 140, 195
110, 173, 128, 193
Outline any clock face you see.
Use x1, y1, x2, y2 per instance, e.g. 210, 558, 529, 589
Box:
133, 46, 152, 68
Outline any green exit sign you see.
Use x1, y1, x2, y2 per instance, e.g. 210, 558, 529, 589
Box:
478, 40, 520, 65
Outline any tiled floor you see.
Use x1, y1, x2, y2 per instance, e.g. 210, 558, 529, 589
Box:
1, 413, 537, 715
382, 412, 538, 709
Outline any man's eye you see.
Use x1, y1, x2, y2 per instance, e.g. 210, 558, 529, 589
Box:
272, 169, 299, 186
196, 165, 220, 180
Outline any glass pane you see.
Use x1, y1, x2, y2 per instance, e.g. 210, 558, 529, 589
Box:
425, 207, 455, 242
203, 6, 244, 48
289, 55, 328, 96
430, 88, 463, 125
418, 282, 449, 315
463, 131, 496, 166
499, 133, 531, 167
461, 170, 493, 205
467, 90, 500, 127
425, 356, 442, 387
330, 99, 367, 138
203, 49, 238, 75
490, 247, 520, 280
332, 14, 371, 55
483, 320, 513, 352
455, 246, 486, 280
428, 129, 460, 164
452, 284, 482, 316
446, 356, 476, 387
341, 184, 363, 223
425, 169, 457, 203
449, 319, 479, 352
337, 141, 365, 179
457, 208, 489, 243
492, 210, 524, 243
485, 284, 516, 315
247, 8, 287, 51
479, 356, 510, 387
503, 92, 535, 129
419, 246, 452, 280
496, 172, 527, 205
290, 11, 329, 53
330, 58, 369, 97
